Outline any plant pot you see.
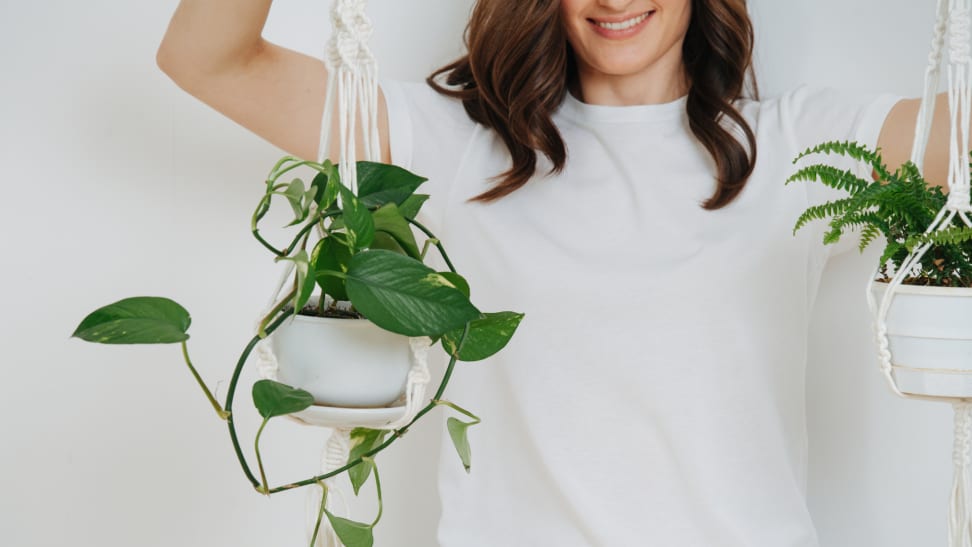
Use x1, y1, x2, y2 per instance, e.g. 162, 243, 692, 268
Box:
270, 294, 412, 408
870, 280, 972, 398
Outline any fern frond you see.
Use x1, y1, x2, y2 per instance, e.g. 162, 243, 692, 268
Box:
858, 224, 882, 253
904, 225, 972, 251
792, 196, 858, 235
785, 164, 871, 195
879, 241, 905, 268
792, 140, 891, 180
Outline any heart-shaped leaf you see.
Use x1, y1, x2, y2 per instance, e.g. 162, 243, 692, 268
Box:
72, 296, 191, 344
371, 203, 420, 259
344, 249, 481, 336
281, 177, 308, 227
440, 311, 524, 361
340, 185, 375, 252
312, 233, 353, 302
397, 193, 429, 220
368, 231, 406, 255
347, 428, 389, 495
446, 417, 475, 473
274, 250, 316, 315
323, 510, 374, 547
356, 162, 427, 208
252, 379, 315, 419
437, 272, 470, 299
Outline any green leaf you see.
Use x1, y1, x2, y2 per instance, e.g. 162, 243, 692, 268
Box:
356, 162, 427, 208
274, 250, 316, 315
440, 311, 524, 361
398, 193, 429, 219
347, 428, 389, 495
446, 417, 475, 473
340, 185, 375, 252
319, 162, 341, 211
323, 510, 374, 547
344, 249, 481, 336
312, 233, 353, 302
72, 296, 191, 344
437, 272, 470, 299
369, 231, 407, 255
251, 379, 315, 419
371, 202, 421, 259
281, 177, 309, 227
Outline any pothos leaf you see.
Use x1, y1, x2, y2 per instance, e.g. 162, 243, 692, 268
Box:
251, 379, 315, 419
347, 428, 389, 495
446, 417, 475, 473
72, 296, 191, 344
274, 250, 316, 315
322, 510, 374, 547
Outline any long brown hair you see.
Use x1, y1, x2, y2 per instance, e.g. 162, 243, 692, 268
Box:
427, 0, 759, 210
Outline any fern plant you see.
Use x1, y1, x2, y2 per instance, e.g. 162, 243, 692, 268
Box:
788, 140, 972, 287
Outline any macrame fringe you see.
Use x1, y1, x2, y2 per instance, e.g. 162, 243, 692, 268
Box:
951, 402, 972, 547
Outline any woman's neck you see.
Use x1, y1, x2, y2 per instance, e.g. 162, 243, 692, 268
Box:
570, 56, 690, 106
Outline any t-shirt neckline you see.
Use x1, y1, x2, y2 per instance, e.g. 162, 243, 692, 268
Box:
557, 90, 688, 123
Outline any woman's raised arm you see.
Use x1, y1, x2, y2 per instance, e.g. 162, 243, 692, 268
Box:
156, 0, 391, 164
877, 93, 957, 190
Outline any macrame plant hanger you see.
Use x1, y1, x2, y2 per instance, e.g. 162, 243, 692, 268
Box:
250, 1, 433, 545
865, 0, 972, 544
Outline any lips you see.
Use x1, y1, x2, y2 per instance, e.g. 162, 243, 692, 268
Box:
590, 11, 654, 31
586, 10, 655, 38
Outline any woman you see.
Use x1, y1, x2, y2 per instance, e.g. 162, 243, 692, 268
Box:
157, 1, 949, 545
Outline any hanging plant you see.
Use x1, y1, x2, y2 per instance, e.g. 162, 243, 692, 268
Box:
788, 140, 972, 287
71, 156, 525, 547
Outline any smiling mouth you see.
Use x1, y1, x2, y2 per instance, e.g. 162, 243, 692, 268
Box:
589, 11, 655, 31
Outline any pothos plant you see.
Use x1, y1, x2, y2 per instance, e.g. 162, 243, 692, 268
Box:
787, 140, 972, 287
71, 156, 525, 547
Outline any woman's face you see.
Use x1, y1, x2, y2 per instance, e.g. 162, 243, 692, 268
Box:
560, 0, 692, 85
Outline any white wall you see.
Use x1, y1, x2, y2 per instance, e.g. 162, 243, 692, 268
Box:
0, 1, 958, 546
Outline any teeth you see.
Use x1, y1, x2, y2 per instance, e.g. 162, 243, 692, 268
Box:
595, 12, 651, 31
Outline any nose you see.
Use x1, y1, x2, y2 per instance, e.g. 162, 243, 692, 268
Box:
597, 0, 637, 10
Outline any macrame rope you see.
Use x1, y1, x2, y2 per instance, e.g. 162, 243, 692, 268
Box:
249, 2, 433, 545
951, 402, 972, 547
865, 1, 972, 544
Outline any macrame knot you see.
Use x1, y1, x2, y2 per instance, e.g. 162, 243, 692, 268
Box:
327, 0, 376, 72
955, 403, 972, 468
949, 7, 972, 64
948, 186, 972, 212
932, 16, 950, 66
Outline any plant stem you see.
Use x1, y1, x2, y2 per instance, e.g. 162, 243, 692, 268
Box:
367, 457, 383, 526
254, 417, 271, 495
181, 340, 229, 420
430, 399, 480, 423
226, 311, 295, 490
284, 210, 343, 255
309, 481, 329, 546
258, 285, 298, 339
405, 217, 458, 273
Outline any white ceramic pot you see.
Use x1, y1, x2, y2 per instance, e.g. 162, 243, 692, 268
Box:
270, 295, 412, 408
870, 280, 972, 398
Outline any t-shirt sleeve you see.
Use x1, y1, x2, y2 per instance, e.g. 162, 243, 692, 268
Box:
379, 78, 478, 240
780, 85, 903, 259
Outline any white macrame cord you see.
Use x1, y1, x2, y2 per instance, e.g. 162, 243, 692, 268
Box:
863, 1, 972, 545
252, 2, 432, 546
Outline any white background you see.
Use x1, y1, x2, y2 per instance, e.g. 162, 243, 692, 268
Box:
0, 1, 957, 546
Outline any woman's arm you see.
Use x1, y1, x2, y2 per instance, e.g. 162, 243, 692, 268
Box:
156, 0, 390, 164
876, 92, 955, 189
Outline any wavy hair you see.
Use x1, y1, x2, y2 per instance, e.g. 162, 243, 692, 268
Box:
427, 0, 758, 210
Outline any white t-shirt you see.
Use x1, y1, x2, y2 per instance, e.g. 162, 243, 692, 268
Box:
380, 79, 902, 547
